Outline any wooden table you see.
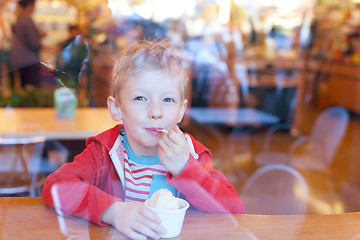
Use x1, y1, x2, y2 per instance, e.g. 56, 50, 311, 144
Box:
307, 60, 360, 114
1, 197, 360, 240
0, 108, 118, 140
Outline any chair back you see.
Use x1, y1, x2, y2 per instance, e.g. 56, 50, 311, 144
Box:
310, 106, 349, 163
240, 164, 308, 215
254, 123, 297, 166
0, 136, 46, 196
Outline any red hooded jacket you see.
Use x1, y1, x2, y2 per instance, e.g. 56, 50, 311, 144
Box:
42, 124, 245, 226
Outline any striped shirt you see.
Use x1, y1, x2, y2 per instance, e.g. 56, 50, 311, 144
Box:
122, 133, 168, 202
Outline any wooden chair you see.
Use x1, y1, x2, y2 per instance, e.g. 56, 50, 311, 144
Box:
254, 106, 349, 213
240, 164, 309, 215
0, 136, 46, 197
255, 106, 349, 169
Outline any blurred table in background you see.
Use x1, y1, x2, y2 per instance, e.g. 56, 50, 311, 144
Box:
234, 55, 304, 130
186, 107, 279, 127
186, 107, 280, 180
0, 107, 118, 167
1, 197, 360, 240
0, 107, 117, 140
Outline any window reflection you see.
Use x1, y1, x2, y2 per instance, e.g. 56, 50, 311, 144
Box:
0, 0, 359, 221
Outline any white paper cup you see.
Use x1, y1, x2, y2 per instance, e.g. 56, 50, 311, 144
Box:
144, 198, 189, 238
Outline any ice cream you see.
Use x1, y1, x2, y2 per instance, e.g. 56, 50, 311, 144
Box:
156, 128, 168, 133
145, 189, 189, 238
147, 189, 180, 210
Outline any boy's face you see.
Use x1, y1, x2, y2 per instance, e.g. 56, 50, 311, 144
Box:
115, 70, 187, 157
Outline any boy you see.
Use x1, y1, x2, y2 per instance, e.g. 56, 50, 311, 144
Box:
42, 40, 244, 240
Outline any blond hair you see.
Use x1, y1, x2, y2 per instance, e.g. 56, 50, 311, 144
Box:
112, 39, 188, 101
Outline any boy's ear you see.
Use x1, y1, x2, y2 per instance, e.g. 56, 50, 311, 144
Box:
177, 99, 188, 123
107, 96, 123, 121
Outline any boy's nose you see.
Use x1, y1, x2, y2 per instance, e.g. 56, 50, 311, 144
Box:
148, 103, 163, 119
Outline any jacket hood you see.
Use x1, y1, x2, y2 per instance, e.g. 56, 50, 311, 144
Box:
86, 124, 123, 152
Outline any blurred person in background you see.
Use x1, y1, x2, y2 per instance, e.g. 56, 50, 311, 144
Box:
10, 0, 45, 88
0, 0, 14, 95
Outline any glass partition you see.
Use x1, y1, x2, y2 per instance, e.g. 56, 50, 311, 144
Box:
1, 0, 359, 227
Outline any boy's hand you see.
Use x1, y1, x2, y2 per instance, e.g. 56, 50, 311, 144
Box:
101, 202, 166, 240
158, 125, 190, 176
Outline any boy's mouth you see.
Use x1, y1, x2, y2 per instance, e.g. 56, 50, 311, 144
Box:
146, 128, 168, 135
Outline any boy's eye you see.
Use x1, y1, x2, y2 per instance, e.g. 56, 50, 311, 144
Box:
163, 98, 175, 103
134, 96, 146, 101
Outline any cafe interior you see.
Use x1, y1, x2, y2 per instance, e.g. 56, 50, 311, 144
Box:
1, 0, 360, 238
